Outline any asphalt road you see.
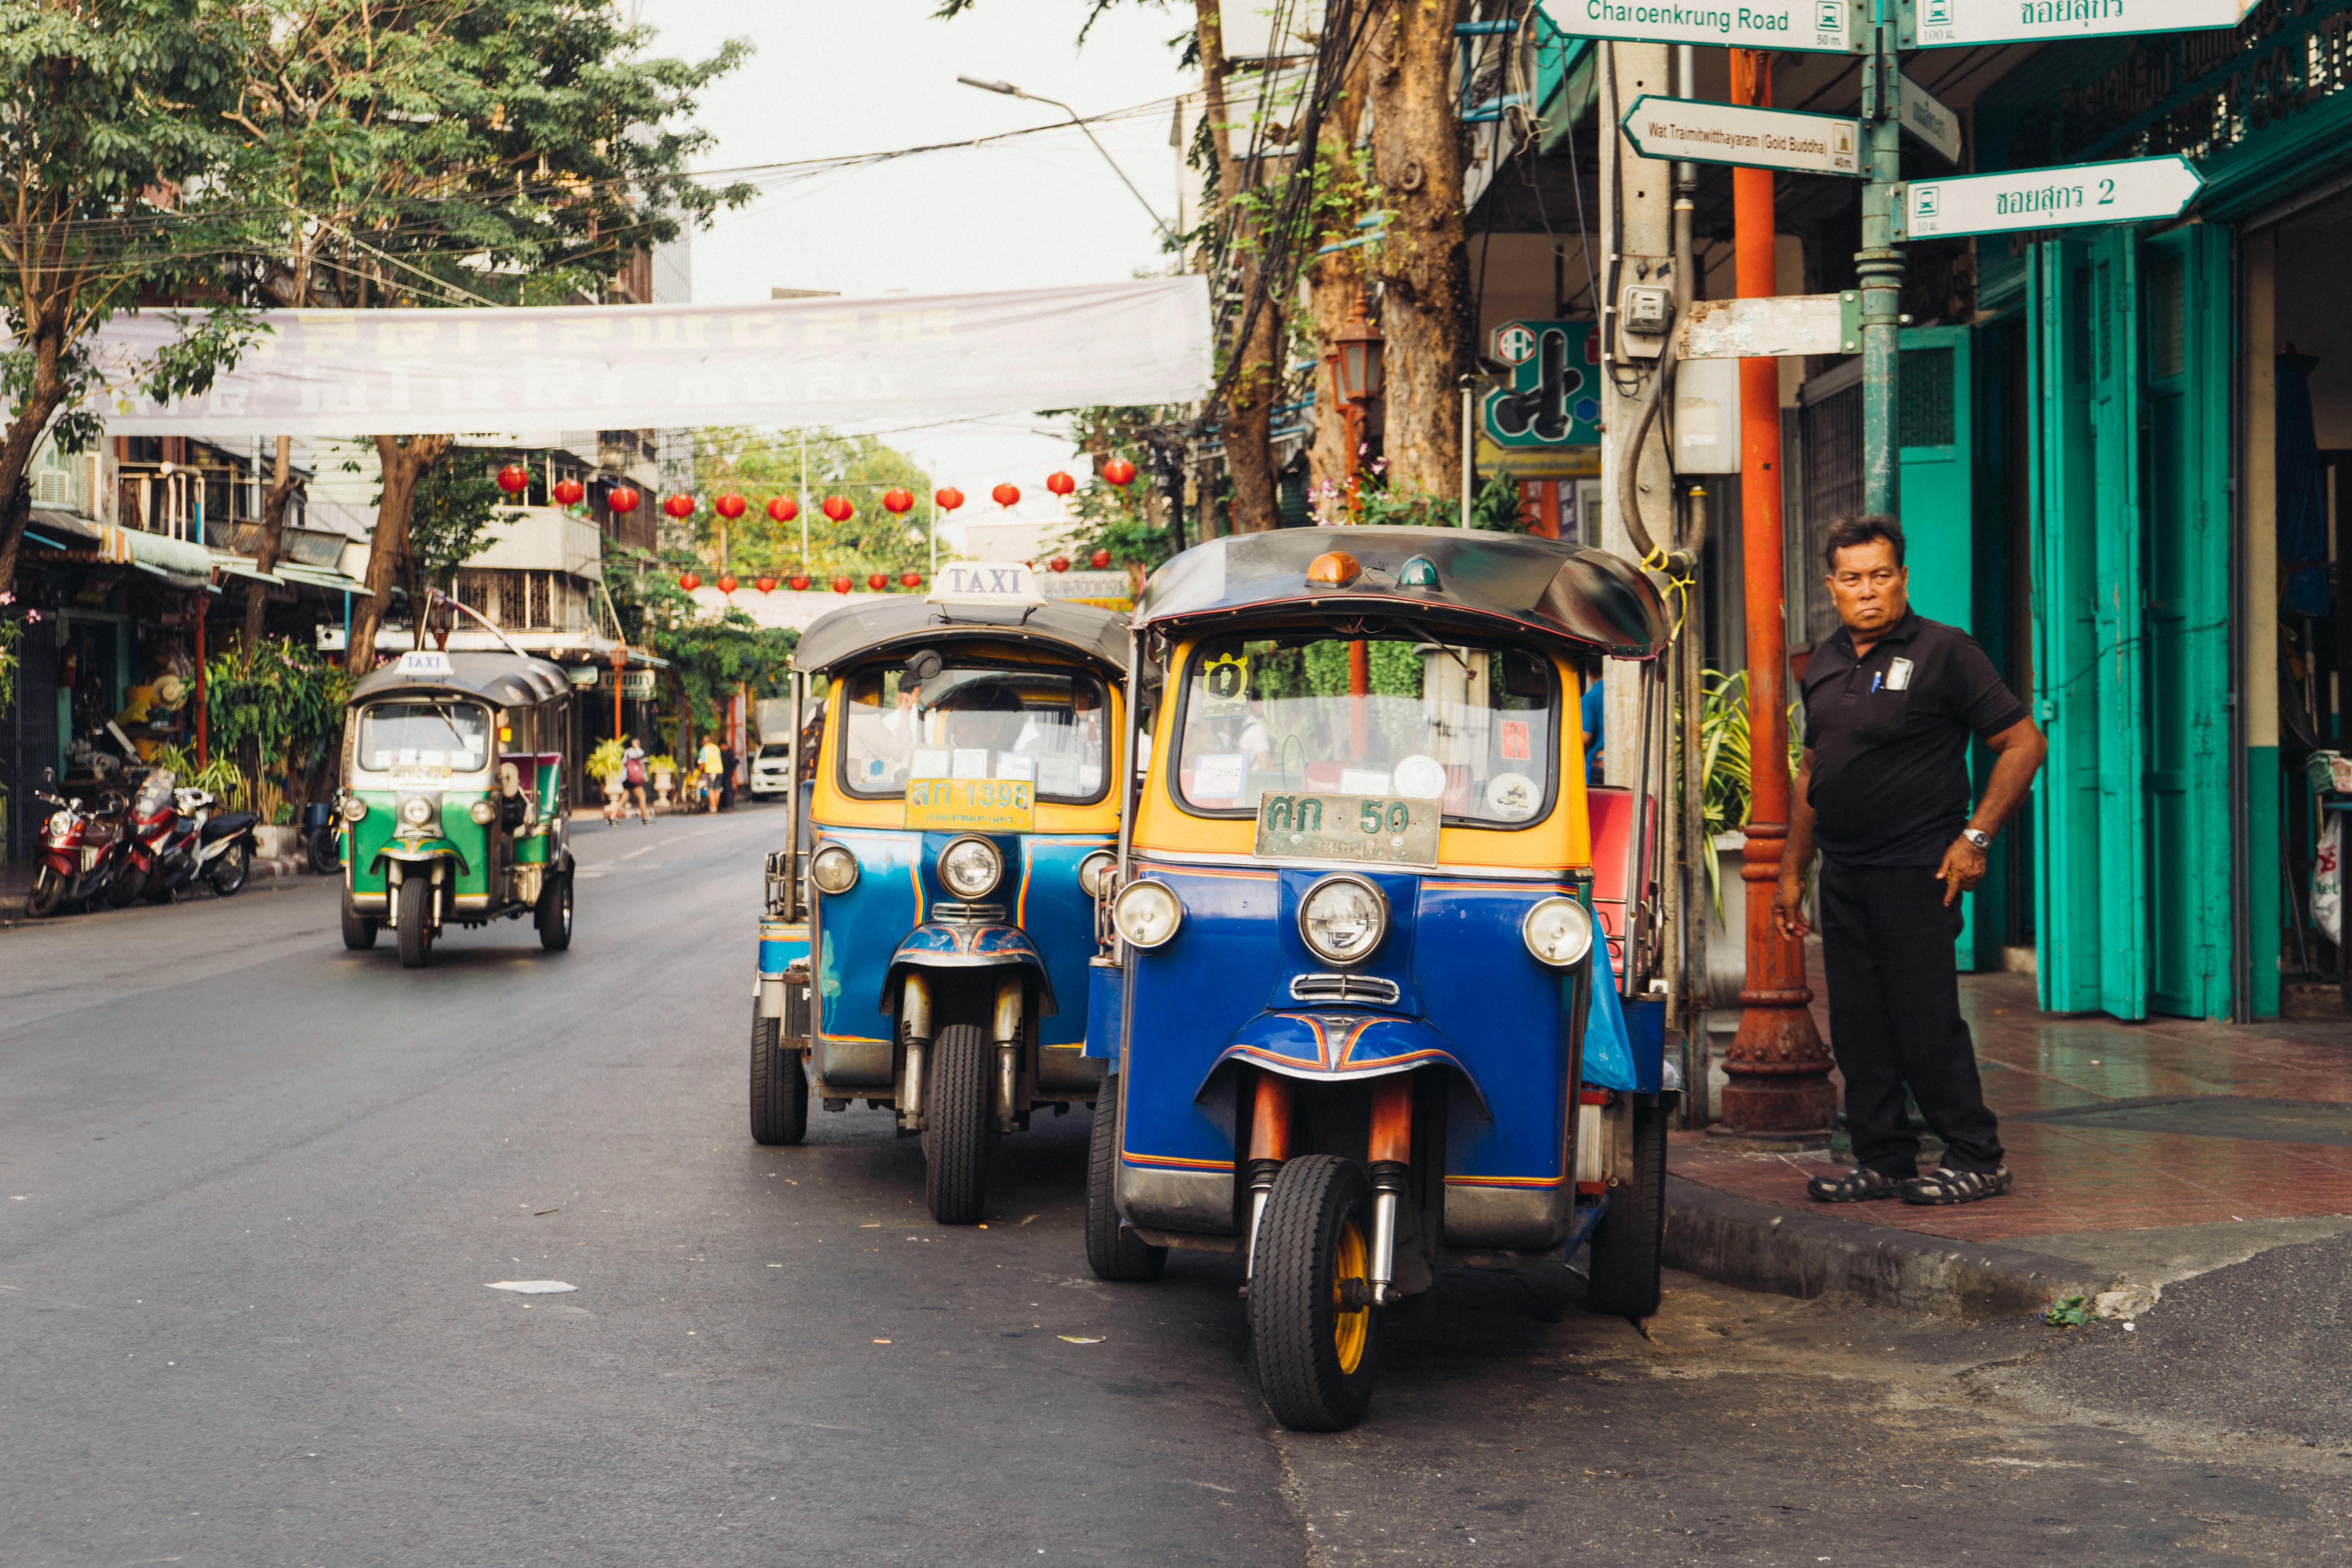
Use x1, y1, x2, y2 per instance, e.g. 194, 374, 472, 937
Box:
3, 805, 2347, 1566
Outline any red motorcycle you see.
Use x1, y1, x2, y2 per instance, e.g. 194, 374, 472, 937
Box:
24, 773, 132, 917
121, 769, 259, 903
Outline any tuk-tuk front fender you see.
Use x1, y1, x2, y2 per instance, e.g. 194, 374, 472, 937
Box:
371, 840, 469, 878
1199, 1010, 1489, 1120
878, 922, 1059, 1018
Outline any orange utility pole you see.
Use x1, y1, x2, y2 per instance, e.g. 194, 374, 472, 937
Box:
1719, 51, 1834, 1140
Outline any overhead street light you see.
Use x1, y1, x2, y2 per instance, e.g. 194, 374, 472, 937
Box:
956, 75, 1176, 245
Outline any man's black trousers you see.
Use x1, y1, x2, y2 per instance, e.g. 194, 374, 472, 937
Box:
1817, 858, 2005, 1177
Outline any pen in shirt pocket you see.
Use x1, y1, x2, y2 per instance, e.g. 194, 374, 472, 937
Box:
1869, 672, 1883, 693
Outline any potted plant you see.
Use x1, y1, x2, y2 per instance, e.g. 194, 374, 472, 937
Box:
649, 754, 677, 806
587, 737, 627, 802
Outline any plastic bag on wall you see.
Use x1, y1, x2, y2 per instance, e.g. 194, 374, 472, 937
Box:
2315, 813, 2341, 947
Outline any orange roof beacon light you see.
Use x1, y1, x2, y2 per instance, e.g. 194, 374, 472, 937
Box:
1305, 550, 1361, 588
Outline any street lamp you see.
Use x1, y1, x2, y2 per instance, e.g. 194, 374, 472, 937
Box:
956, 76, 1176, 244
1329, 295, 1386, 408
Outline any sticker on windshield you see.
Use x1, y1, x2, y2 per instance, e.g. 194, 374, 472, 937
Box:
1393, 754, 1448, 800
1499, 719, 1531, 761
1485, 771, 1540, 821
1191, 751, 1247, 802
1200, 652, 1250, 718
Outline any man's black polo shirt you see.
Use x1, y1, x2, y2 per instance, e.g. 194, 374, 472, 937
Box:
1800, 611, 2026, 867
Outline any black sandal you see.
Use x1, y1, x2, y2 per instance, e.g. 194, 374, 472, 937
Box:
1806, 1166, 1898, 1203
1898, 1166, 2012, 1206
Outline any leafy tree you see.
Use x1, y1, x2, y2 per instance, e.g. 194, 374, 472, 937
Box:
0, 0, 264, 595
691, 426, 941, 582
1045, 405, 1187, 579
404, 458, 500, 647
605, 543, 797, 747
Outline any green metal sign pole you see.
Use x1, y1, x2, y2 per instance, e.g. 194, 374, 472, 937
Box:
1858, 7, 1904, 517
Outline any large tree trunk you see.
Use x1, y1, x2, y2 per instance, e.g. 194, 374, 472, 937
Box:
1194, 0, 1281, 533
1366, 0, 1472, 501
0, 308, 71, 599
345, 435, 448, 671
241, 436, 301, 648
1305, 49, 1375, 521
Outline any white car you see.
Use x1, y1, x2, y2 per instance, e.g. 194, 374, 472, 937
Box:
748, 742, 794, 799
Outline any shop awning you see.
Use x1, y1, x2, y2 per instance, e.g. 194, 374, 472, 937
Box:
92, 522, 215, 590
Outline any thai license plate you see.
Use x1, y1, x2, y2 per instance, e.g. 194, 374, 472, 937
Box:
1253, 791, 1439, 867
905, 777, 1035, 832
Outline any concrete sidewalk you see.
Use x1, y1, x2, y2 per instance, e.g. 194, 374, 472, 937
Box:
1666, 964, 2352, 1321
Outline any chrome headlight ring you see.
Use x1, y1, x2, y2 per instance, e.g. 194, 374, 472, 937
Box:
810, 842, 861, 896
937, 835, 1004, 900
1077, 849, 1118, 900
398, 795, 437, 829
1111, 878, 1184, 949
468, 798, 497, 825
1521, 895, 1595, 969
1297, 873, 1390, 967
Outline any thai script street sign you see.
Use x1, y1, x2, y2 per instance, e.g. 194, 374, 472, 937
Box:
1540, 0, 1862, 54
1623, 96, 1861, 176
1908, 0, 2249, 48
1895, 156, 2202, 239
1898, 72, 1963, 163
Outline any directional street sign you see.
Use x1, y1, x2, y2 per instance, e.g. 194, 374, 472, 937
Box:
1908, 0, 2249, 48
1676, 293, 1862, 360
1622, 96, 1860, 177
1898, 72, 1962, 164
1540, 0, 1863, 55
1896, 155, 2203, 239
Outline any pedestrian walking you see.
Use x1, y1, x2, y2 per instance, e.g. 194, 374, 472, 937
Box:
719, 741, 737, 811
621, 737, 654, 824
698, 736, 724, 814
1773, 516, 2047, 1207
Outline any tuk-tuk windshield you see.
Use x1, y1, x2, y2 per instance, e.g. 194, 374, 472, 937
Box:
357, 700, 492, 773
1176, 636, 1557, 826
840, 665, 1109, 803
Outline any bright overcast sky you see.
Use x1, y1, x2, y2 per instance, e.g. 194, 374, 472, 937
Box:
633, 0, 1192, 539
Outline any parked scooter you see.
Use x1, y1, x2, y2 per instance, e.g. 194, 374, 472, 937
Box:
123, 768, 258, 902
24, 771, 134, 917
304, 797, 343, 877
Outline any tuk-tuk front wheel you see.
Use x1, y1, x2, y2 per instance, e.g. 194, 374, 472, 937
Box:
924, 1022, 992, 1225
1084, 1074, 1166, 1283
1249, 1154, 1379, 1432
341, 897, 378, 951
536, 869, 573, 952
395, 878, 434, 969
748, 1013, 808, 1145
1584, 1096, 1670, 1319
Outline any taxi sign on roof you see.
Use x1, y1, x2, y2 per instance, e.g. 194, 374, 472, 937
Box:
929, 561, 1046, 608
397, 650, 454, 677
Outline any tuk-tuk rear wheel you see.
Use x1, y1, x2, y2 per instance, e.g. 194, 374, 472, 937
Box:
1084, 1074, 1166, 1283
536, 869, 573, 952
1584, 1096, 1669, 1319
395, 878, 434, 969
1249, 1154, 1379, 1432
341, 898, 378, 950
924, 1022, 992, 1225
748, 1013, 808, 1145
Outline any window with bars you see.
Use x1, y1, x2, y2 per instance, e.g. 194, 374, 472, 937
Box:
497, 571, 527, 628
2145, 251, 2185, 380
458, 572, 491, 619
1898, 348, 1956, 447
528, 571, 551, 629
1798, 378, 1863, 652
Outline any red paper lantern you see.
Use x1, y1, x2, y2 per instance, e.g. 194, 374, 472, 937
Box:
934, 486, 965, 512
606, 486, 640, 514
830, 575, 853, 594
717, 574, 739, 595
1049, 555, 1071, 573
1091, 548, 1112, 569
495, 464, 530, 495
663, 493, 696, 520
678, 572, 701, 592
755, 575, 779, 594
1046, 471, 1076, 497
788, 572, 811, 591
821, 495, 853, 523
714, 492, 748, 521
767, 496, 799, 524
552, 478, 585, 507
881, 487, 915, 514
899, 570, 923, 588
991, 482, 1021, 508
1102, 457, 1137, 487
867, 573, 888, 591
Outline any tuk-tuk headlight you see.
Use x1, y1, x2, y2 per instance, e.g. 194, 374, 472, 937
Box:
810, 843, 861, 895
1298, 874, 1388, 966
938, 835, 1003, 899
468, 799, 497, 826
1522, 896, 1595, 968
1112, 879, 1183, 949
399, 796, 436, 828
340, 796, 368, 822
1078, 849, 1117, 899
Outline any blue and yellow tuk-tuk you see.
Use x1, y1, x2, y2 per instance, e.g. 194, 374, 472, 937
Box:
1085, 528, 1676, 1430
748, 568, 1129, 1225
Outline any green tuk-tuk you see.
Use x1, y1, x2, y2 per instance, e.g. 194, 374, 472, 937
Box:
337, 649, 577, 968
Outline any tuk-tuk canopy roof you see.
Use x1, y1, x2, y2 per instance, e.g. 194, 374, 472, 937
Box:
791, 596, 1129, 677
352, 650, 575, 710
1132, 529, 1670, 659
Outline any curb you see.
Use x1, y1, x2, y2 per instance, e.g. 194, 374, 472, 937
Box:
1663, 1174, 2113, 1319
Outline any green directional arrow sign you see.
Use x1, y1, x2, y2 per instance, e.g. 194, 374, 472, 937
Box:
1622, 96, 1862, 177
1905, 0, 2249, 48
1896, 156, 2203, 239
1540, 0, 1864, 55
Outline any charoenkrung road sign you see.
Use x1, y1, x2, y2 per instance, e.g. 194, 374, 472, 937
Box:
1541, 0, 1862, 54
1909, 0, 2250, 49
1622, 95, 1860, 177
1897, 155, 2203, 239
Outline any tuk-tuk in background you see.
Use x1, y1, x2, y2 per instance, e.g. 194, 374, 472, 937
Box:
749, 570, 1129, 1226
338, 649, 577, 968
1086, 528, 1676, 1430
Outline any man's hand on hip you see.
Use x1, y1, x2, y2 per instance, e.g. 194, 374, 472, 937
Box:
1771, 871, 1810, 938
1935, 836, 1988, 906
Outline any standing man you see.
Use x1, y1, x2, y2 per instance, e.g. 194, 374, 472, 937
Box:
1773, 517, 2046, 1206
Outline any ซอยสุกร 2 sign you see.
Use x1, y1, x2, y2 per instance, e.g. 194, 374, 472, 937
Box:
1909, 0, 2249, 47
1541, 0, 1860, 54
1898, 156, 2203, 239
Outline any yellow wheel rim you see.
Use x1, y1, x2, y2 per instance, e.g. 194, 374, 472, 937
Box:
1331, 1218, 1370, 1374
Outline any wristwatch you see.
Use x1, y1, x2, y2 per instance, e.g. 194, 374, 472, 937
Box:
1961, 828, 1993, 851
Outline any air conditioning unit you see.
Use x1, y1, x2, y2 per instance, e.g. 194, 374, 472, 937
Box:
33, 469, 71, 506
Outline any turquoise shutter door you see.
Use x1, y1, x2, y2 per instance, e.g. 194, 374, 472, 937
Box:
2089, 227, 2151, 1021
1898, 325, 1978, 967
